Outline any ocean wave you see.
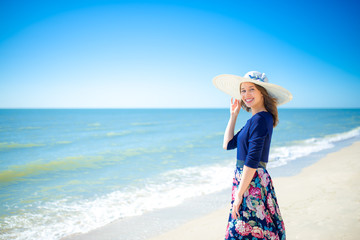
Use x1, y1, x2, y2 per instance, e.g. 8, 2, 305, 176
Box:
0, 146, 170, 186
268, 126, 360, 168
0, 162, 235, 240
0, 140, 73, 152
1, 126, 359, 240
0, 142, 45, 151
0, 156, 103, 185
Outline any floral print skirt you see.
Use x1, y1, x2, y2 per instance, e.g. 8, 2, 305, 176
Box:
225, 166, 286, 240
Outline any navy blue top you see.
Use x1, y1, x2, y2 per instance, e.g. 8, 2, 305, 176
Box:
226, 111, 273, 169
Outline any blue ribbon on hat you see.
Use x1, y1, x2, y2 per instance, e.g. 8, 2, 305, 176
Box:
248, 73, 266, 82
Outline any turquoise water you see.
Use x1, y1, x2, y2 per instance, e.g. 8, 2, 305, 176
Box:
1, 108, 360, 239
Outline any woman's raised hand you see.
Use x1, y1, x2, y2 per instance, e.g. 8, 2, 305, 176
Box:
230, 97, 241, 116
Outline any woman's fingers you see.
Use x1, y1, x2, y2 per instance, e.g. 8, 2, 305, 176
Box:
230, 98, 241, 115
231, 202, 236, 219
231, 203, 239, 219
236, 207, 240, 219
231, 207, 236, 219
231, 98, 238, 105
231, 197, 243, 219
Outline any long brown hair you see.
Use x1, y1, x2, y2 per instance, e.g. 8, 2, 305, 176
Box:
240, 83, 279, 128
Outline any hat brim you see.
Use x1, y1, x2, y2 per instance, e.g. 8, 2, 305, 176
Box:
212, 74, 293, 106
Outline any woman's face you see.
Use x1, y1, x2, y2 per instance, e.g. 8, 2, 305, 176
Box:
240, 82, 264, 109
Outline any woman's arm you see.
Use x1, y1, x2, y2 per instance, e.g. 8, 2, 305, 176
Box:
223, 98, 241, 149
232, 166, 257, 219
237, 166, 257, 197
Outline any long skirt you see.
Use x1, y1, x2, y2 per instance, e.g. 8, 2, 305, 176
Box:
225, 166, 286, 240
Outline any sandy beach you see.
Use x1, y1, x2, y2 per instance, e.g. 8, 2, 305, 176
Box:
148, 141, 360, 240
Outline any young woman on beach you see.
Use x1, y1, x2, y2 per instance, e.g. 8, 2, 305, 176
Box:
213, 71, 293, 240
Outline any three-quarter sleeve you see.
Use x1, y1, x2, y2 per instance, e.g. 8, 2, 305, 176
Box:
226, 130, 240, 150
244, 115, 268, 168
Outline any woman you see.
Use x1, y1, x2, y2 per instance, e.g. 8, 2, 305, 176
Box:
212, 71, 293, 240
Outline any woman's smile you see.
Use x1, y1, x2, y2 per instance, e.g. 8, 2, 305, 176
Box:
241, 82, 263, 109
244, 98, 254, 104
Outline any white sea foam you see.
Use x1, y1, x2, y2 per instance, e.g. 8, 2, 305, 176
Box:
0, 163, 235, 240
268, 126, 360, 168
1, 126, 359, 240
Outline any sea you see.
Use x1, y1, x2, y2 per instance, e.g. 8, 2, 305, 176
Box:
0, 108, 359, 240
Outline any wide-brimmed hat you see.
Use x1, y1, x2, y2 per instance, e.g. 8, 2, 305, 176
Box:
212, 71, 293, 106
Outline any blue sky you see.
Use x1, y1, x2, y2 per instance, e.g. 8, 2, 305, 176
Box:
0, 0, 359, 108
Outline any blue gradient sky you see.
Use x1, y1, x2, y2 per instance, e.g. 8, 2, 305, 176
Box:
1, 0, 359, 108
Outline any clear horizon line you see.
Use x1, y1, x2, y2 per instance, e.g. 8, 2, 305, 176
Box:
0, 107, 359, 110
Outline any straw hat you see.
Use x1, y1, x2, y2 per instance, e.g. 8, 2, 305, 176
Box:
212, 71, 293, 106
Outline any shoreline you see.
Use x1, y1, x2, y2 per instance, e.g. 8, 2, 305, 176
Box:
63, 139, 360, 240
148, 141, 360, 240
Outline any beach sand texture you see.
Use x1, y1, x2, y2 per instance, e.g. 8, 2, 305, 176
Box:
149, 141, 360, 240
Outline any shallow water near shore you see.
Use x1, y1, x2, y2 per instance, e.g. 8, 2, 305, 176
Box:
1, 108, 360, 240
63, 134, 360, 240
